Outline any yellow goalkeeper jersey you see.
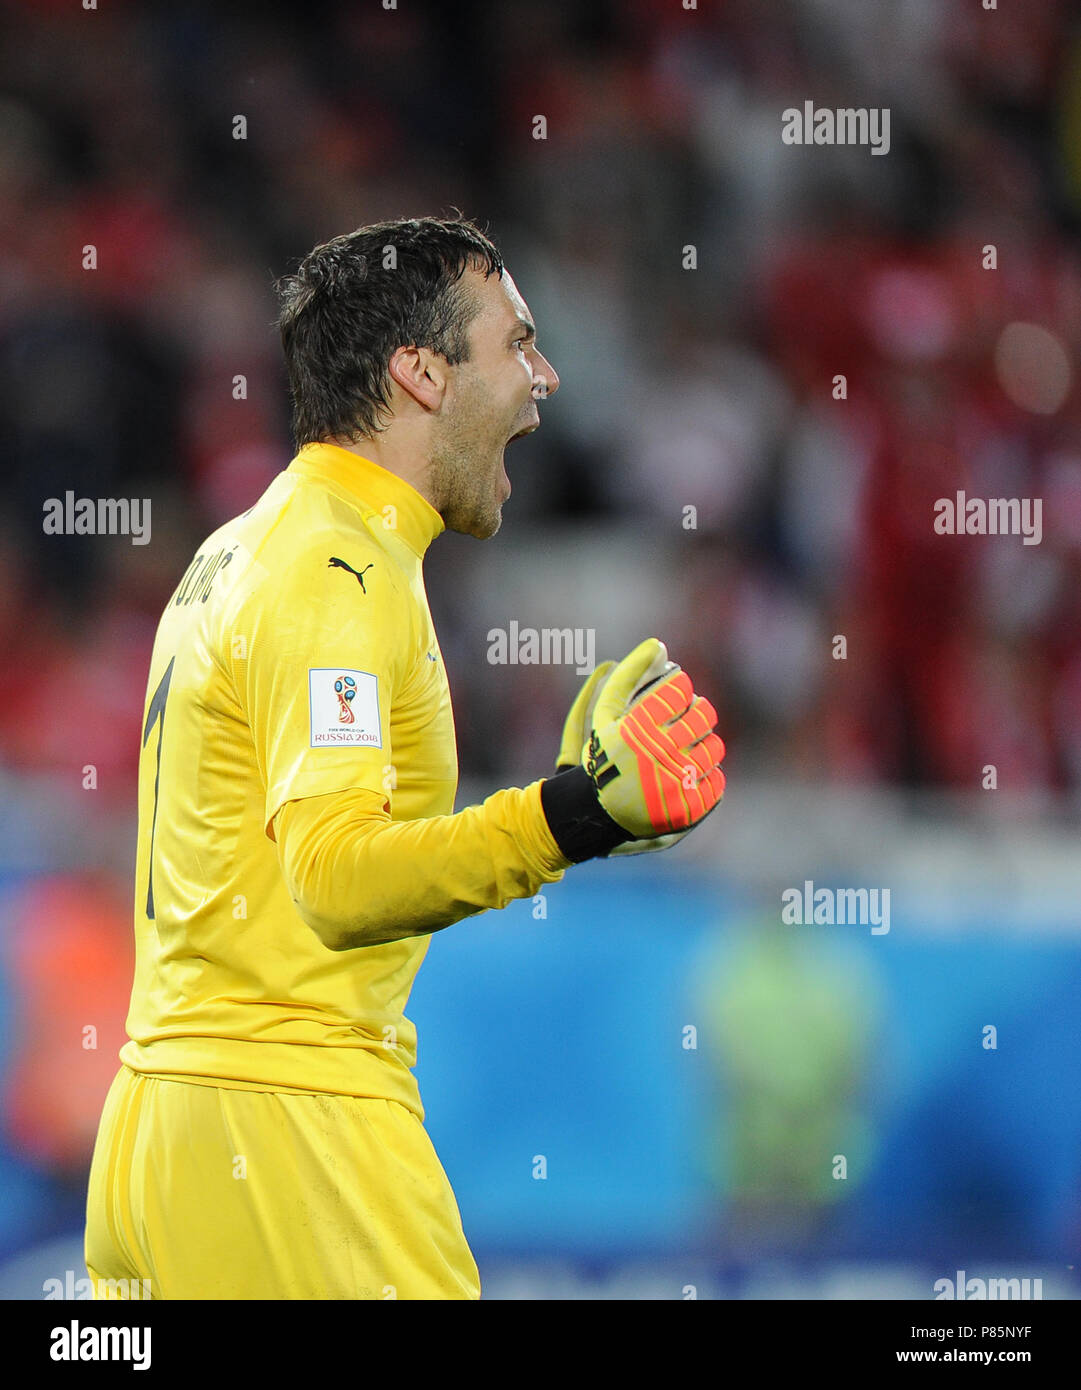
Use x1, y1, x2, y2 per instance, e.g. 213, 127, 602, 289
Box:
119, 442, 570, 1114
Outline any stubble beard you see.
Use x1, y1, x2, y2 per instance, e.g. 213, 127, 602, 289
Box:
428, 371, 506, 540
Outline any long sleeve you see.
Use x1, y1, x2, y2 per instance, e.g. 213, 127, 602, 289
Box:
274, 780, 571, 950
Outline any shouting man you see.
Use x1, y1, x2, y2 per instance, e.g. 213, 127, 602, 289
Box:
85, 216, 726, 1300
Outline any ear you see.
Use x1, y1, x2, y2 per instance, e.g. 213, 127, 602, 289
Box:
388, 345, 447, 412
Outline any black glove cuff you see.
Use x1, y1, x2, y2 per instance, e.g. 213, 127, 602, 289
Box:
540, 766, 633, 864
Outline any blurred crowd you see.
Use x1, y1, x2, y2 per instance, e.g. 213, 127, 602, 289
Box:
0, 0, 1079, 1258
2, 0, 1081, 820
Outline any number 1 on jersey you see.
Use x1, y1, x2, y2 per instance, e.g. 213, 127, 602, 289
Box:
143, 656, 175, 920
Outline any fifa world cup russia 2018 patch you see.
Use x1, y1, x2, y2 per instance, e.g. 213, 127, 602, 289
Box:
308, 668, 382, 747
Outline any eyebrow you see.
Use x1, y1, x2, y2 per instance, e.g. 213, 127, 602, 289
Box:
508, 317, 536, 341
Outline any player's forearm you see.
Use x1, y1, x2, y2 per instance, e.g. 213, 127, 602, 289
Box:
274, 781, 572, 950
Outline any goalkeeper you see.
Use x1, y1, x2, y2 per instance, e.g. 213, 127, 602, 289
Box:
84, 216, 726, 1301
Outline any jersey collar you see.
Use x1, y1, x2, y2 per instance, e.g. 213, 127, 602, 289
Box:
288, 442, 445, 557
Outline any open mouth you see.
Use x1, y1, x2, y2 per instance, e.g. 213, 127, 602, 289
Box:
507, 415, 541, 444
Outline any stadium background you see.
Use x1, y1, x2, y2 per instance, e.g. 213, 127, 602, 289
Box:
0, 0, 1079, 1299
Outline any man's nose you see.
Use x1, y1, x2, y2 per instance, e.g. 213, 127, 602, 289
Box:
531, 350, 559, 399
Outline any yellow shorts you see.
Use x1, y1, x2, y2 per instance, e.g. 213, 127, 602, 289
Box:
84, 1065, 480, 1300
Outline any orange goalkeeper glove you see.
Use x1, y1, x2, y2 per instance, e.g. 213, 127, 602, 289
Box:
541, 638, 725, 862
555, 652, 685, 856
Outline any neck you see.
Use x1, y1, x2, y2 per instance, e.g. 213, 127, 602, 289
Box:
332, 428, 436, 512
